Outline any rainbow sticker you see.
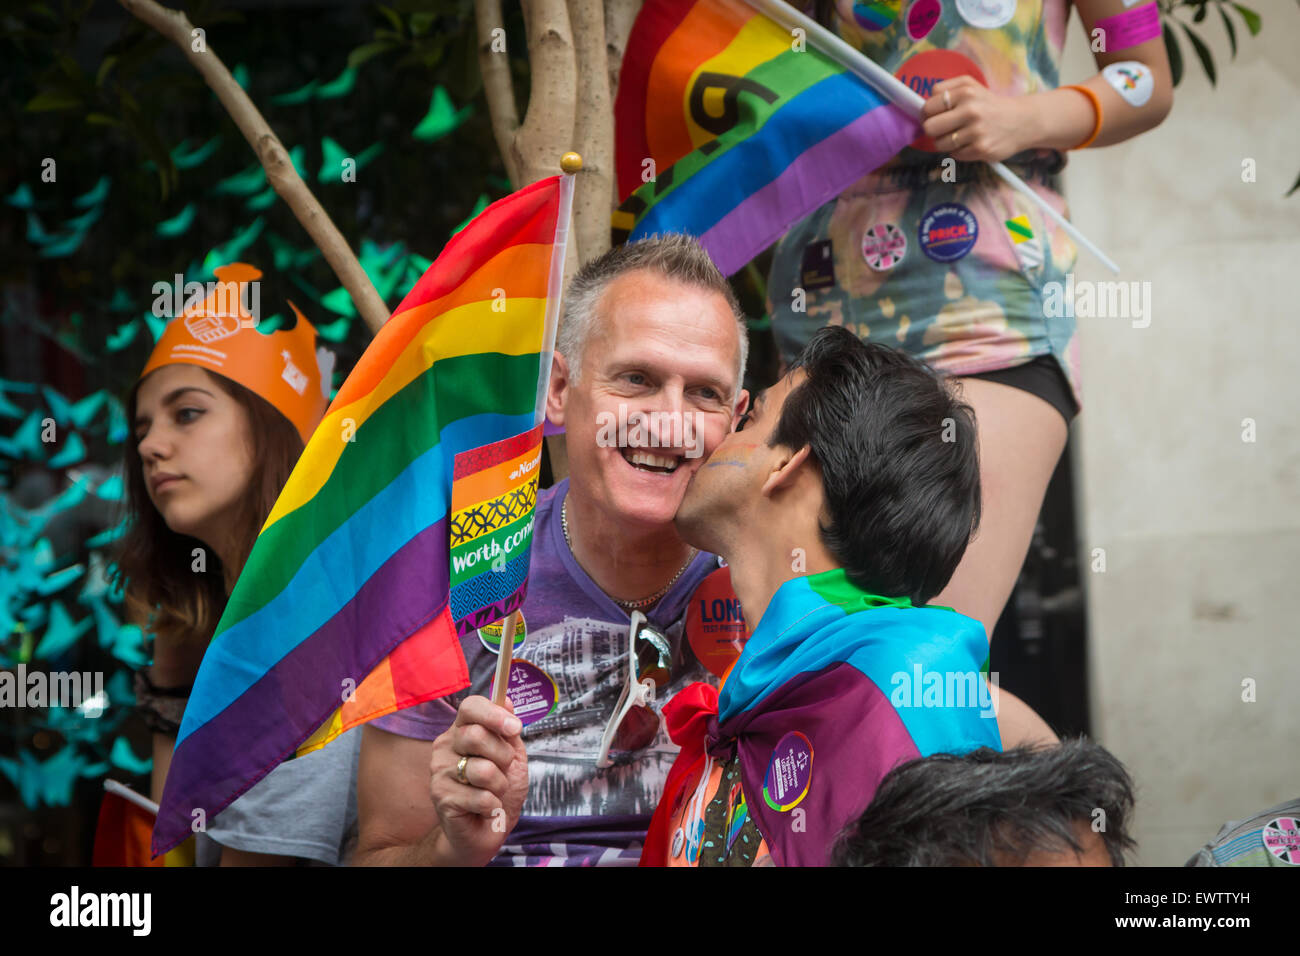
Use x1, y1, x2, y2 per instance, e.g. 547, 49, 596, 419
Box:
478, 610, 528, 655
762, 731, 814, 811
852, 0, 902, 31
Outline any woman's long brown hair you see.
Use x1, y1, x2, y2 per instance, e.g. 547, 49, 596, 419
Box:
112, 367, 304, 649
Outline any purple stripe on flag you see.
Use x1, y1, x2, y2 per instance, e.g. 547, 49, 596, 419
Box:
153, 519, 451, 855
700, 105, 918, 275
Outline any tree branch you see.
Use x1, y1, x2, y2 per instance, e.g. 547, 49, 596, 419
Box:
515, 0, 578, 193
568, 0, 613, 266
475, 0, 522, 188
117, 0, 389, 335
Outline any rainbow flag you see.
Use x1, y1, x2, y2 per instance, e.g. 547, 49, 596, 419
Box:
153, 175, 574, 856
643, 568, 1000, 866
613, 0, 918, 275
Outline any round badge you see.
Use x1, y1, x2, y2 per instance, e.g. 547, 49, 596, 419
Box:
861, 222, 907, 271
671, 828, 685, 859
488, 658, 557, 727
851, 0, 902, 31
918, 203, 978, 262
893, 50, 988, 151
685, 566, 748, 679
905, 0, 941, 40
1262, 817, 1300, 865
955, 0, 1015, 29
478, 610, 527, 655
762, 731, 814, 812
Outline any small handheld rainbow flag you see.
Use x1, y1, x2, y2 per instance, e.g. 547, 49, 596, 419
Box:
613, 0, 919, 275
153, 171, 576, 857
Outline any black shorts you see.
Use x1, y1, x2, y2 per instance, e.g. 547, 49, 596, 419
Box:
961, 354, 1078, 425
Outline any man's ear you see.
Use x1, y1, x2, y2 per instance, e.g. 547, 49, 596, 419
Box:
546, 352, 570, 427
760, 443, 812, 499
731, 389, 750, 429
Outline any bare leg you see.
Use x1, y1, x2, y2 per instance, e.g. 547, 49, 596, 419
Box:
935, 377, 1068, 747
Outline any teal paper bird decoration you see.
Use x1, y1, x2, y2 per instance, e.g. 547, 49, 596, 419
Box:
413, 86, 473, 142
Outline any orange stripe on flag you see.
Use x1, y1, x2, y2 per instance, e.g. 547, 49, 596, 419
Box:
451, 444, 543, 512
645, 0, 753, 170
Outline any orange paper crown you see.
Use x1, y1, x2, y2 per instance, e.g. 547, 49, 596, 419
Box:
138, 263, 335, 445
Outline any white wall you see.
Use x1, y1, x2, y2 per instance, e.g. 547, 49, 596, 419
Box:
1060, 5, 1300, 864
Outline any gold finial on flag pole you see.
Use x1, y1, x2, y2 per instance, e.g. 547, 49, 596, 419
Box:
560, 152, 583, 174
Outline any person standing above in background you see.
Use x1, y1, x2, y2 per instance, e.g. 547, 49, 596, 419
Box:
767, 0, 1173, 744
113, 262, 358, 866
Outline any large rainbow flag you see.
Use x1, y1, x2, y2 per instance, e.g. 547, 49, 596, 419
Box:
153, 175, 574, 856
613, 0, 919, 275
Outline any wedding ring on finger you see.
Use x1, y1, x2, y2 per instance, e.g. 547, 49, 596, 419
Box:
951, 131, 959, 148
456, 754, 471, 785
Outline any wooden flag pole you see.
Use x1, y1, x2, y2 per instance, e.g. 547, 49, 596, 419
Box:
491, 151, 580, 710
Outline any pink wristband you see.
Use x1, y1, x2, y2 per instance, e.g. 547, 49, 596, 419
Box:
1095, 2, 1162, 53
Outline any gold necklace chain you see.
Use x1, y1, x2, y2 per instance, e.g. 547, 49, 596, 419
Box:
561, 497, 696, 611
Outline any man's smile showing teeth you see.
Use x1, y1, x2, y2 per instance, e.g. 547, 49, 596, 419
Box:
622, 448, 680, 473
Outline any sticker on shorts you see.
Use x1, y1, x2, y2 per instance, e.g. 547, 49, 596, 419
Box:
905, 0, 941, 39
685, 566, 747, 679
1094, 3, 1161, 53
956, 0, 1015, 29
919, 203, 978, 262
1102, 60, 1154, 107
861, 222, 907, 271
1262, 817, 1300, 865
478, 610, 527, 655
800, 238, 837, 291
1005, 215, 1043, 269
851, 0, 902, 31
894, 50, 988, 151
762, 731, 813, 811
488, 659, 557, 727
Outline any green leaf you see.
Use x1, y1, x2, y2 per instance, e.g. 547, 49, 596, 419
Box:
26, 90, 82, 112
1231, 2, 1261, 35
347, 40, 399, 70
95, 54, 118, 86
1181, 23, 1216, 86
377, 4, 404, 32
84, 112, 123, 127
1217, 2, 1237, 58
1163, 25, 1184, 87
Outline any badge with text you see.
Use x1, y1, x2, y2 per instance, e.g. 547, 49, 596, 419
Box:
489, 658, 558, 727
762, 731, 814, 812
800, 239, 837, 291
685, 566, 748, 679
479, 610, 528, 655
1102, 60, 1154, 108
905, 0, 942, 40
861, 222, 907, 272
919, 203, 978, 262
1262, 817, 1300, 865
894, 50, 988, 151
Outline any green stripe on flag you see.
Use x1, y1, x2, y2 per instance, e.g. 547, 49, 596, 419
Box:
217, 350, 539, 633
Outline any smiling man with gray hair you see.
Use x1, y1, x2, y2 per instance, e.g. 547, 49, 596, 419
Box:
354, 233, 753, 866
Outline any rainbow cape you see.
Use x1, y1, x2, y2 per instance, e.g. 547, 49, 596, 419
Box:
643, 568, 1000, 866
153, 175, 574, 856
613, 0, 918, 275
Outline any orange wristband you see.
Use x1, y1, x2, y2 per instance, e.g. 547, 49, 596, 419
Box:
1064, 84, 1103, 150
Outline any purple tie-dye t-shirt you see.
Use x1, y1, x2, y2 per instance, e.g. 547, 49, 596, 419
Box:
370, 478, 725, 866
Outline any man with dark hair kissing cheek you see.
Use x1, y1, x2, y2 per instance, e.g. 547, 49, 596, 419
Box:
642, 326, 1011, 867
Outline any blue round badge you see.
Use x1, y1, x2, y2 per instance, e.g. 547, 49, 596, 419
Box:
918, 203, 978, 262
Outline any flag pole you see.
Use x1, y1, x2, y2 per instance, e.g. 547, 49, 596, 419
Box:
492, 152, 581, 709
105, 779, 160, 816
740, 0, 1120, 275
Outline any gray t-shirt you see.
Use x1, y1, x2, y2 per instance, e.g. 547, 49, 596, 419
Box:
195, 726, 362, 866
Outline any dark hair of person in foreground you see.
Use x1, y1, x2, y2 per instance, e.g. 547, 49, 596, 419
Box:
832, 738, 1138, 866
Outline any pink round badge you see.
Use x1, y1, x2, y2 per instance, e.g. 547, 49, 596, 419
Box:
905, 0, 941, 40
1262, 817, 1300, 865
862, 222, 907, 271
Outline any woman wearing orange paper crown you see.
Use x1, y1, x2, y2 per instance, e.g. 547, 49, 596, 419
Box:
766, 0, 1172, 744
113, 262, 359, 866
